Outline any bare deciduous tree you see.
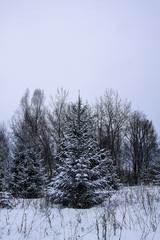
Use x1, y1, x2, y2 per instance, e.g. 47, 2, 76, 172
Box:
125, 111, 158, 184
94, 89, 131, 176
48, 88, 68, 141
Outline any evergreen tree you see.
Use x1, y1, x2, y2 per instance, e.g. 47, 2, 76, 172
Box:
148, 150, 160, 185
0, 124, 13, 208
11, 139, 46, 198
0, 124, 11, 192
49, 97, 119, 208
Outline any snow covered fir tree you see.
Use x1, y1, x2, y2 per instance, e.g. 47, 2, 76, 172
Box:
0, 124, 14, 208
48, 96, 119, 208
11, 140, 46, 198
0, 124, 10, 192
148, 149, 160, 185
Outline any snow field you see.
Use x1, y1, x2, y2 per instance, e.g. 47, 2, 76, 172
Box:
0, 186, 160, 240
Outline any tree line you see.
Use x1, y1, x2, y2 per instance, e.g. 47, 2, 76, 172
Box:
0, 88, 159, 208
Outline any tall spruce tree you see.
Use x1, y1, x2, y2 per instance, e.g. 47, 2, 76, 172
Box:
49, 96, 119, 208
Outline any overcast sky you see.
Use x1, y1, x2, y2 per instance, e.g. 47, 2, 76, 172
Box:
0, 0, 160, 133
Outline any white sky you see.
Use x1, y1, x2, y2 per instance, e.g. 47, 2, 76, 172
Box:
0, 0, 160, 133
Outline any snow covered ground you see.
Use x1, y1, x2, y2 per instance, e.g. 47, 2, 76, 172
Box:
0, 186, 160, 240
